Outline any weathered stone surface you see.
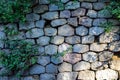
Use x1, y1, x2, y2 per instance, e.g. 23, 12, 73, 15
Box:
0, 31, 5, 39
63, 53, 81, 64
79, 0, 97, 2
81, 2, 92, 9
45, 45, 58, 55
49, 4, 59, 11
90, 43, 107, 52
0, 40, 4, 48
0, 77, 8, 80
39, 0, 49, 4
73, 44, 89, 53
65, 36, 80, 44
44, 28, 57, 36
40, 74, 55, 80
33, 5, 48, 13
37, 36, 50, 45
89, 27, 104, 36
26, 28, 44, 38
51, 36, 64, 45
93, 2, 105, 10
71, 8, 86, 16
78, 70, 95, 80
83, 52, 98, 62
67, 17, 78, 26
98, 0, 109, 2
73, 61, 90, 71
99, 32, 119, 43
38, 46, 45, 54
37, 56, 50, 66
58, 25, 74, 36
42, 12, 58, 20
76, 26, 88, 36
51, 19, 67, 27
58, 62, 72, 72
26, 13, 40, 21
99, 51, 113, 61
98, 10, 112, 18
9, 76, 20, 80
96, 69, 118, 80
87, 10, 97, 18
46, 63, 58, 73
61, 0, 69, 3
93, 19, 107, 26
82, 35, 95, 44
60, 10, 71, 18
30, 65, 45, 74
109, 41, 120, 52
19, 22, 35, 30
110, 60, 120, 70
35, 20, 46, 28
21, 76, 34, 80
79, 17, 92, 27
51, 56, 63, 64
57, 72, 78, 80
65, 1, 80, 9
91, 61, 103, 70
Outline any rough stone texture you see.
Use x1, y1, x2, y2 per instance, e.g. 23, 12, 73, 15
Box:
91, 61, 103, 70
93, 19, 107, 26
65, 36, 80, 44
99, 32, 119, 43
19, 22, 35, 30
40, 74, 56, 80
26, 13, 40, 21
65, 1, 80, 9
71, 8, 86, 16
38, 46, 45, 54
89, 27, 104, 36
79, 17, 92, 27
30, 65, 45, 74
87, 10, 97, 18
96, 69, 118, 80
99, 51, 113, 61
35, 20, 46, 28
73, 44, 89, 53
26, 28, 44, 38
98, 10, 112, 18
61, 0, 69, 3
37, 56, 50, 66
57, 72, 78, 80
45, 45, 58, 55
60, 10, 71, 18
0, 77, 8, 80
37, 36, 50, 46
73, 61, 90, 71
39, 0, 49, 4
58, 62, 72, 72
67, 17, 78, 26
90, 43, 107, 52
108, 19, 120, 25
93, 2, 105, 10
51, 19, 67, 27
46, 63, 58, 73
81, 2, 92, 9
82, 35, 95, 44
79, 0, 97, 2
78, 70, 95, 80
76, 26, 88, 36
51, 36, 64, 45
33, 5, 48, 13
109, 41, 120, 52
49, 4, 59, 11
58, 25, 74, 36
42, 12, 58, 20
110, 60, 120, 70
51, 56, 63, 64
44, 28, 57, 36
0, 31, 6, 39
83, 52, 98, 62
63, 53, 81, 64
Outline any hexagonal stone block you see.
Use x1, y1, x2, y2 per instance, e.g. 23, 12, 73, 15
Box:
45, 45, 58, 55
82, 35, 95, 44
76, 26, 88, 36
110, 60, 120, 71
37, 36, 50, 46
51, 36, 64, 45
37, 56, 50, 66
40, 74, 56, 80
60, 10, 71, 18
65, 1, 80, 9
44, 28, 57, 36
79, 17, 92, 27
81, 2, 92, 9
109, 41, 120, 52
46, 63, 58, 73
71, 8, 86, 16
65, 36, 81, 44
33, 5, 48, 13
51, 19, 67, 27
42, 12, 58, 20
26, 13, 40, 21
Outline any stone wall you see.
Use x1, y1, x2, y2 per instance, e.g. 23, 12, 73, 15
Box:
0, 0, 120, 80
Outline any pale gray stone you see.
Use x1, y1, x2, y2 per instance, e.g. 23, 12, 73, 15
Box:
96, 69, 118, 80
45, 45, 58, 55
91, 61, 103, 70
38, 46, 45, 54
30, 65, 45, 74
65, 36, 80, 44
35, 20, 46, 28
42, 12, 58, 20
0, 40, 4, 48
79, 0, 97, 2
81, 2, 92, 9
110, 60, 120, 70
37, 56, 50, 66
90, 43, 107, 52
78, 70, 95, 80
89, 27, 104, 36
65, 1, 80, 9
51, 36, 64, 45
39, 0, 49, 4
61, 0, 69, 3
22, 76, 34, 80
58, 62, 72, 72
51, 19, 67, 27
98, 10, 112, 18
57, 72, 78, 80
26, 28, 44, 38
58, 25, 74, 36
93, 19, 107, 26
82, 35, 95, 44
93, 2, 105, 10
109, 41, 120, 52
37, 36, 50, 46
83, 52, 98, 62
26, 13, 40, 21
40, 74, 55, 80
0, 77, 8, 80
60, 10, 71, 18
99, 33, 119, 43
67, 17, 78, 26
99, 51, 113, 61
51, 56, 63, 64
73, 61, 90, 71
46, 63, 58, 73
79, 17, 92, 27
44, 28, 57, 36
33, 5, 48, 13
73, 44, 89, 53
49, 4, 59, 11
87, 10, 97, 18
71, 8, 86, 16
19, 22, 35, 30
76, 26, 88, 36
0, 31, 5, 39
